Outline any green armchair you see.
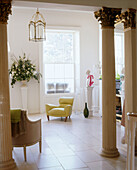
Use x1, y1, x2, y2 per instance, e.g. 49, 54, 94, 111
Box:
45, 97, 74, 122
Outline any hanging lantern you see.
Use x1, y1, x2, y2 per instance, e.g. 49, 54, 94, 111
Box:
29, 8, 46, 42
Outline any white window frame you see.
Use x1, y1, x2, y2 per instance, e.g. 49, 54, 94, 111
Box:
43, 30, 76, 94
39, 26, 80, 115
114, 31, 124, 75
99, 26, 124, 75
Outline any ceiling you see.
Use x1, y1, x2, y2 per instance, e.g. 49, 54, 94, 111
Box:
12, 1, 101, 12
12, 0, 137, 10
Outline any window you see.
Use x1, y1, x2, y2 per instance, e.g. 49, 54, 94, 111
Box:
115, 32, 124, 75
43, 30, 79, 94
99, 28, 124, 76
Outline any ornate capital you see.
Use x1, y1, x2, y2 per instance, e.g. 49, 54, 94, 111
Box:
121, 9, 136, 29
0, 0, 12, 23
94, 7, 121, 28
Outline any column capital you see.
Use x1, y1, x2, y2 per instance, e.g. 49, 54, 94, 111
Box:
121, 8, 136, 29
0, 0, 12, 24
94, 7, 121, 28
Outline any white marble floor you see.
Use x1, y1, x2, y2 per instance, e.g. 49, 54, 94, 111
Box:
13, 113, 134, 170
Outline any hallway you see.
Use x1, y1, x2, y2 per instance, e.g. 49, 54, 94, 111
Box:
13, 114, 128, 170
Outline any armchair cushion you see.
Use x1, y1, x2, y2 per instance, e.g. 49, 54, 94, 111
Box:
46, 104, 59, 113
11, 109, 26, 138
11, 109, 21, 123
48, 108, 66, 117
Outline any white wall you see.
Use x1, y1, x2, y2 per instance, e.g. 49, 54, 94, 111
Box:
8, 7, 99, 113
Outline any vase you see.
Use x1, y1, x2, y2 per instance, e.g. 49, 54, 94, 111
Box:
21, 80, 27, 87
83, 103, 89, 118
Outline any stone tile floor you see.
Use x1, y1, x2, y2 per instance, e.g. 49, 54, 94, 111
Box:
12, 113, 136, 170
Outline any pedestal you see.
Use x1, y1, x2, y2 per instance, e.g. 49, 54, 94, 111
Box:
21, 86, 28, 110
87, 86, 94, 117
119, 90, 125, 113
99, 80, 102, 117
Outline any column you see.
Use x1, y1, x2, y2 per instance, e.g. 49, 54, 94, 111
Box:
122, 9, 137, 152
94, 7, 121, 157
0, 1, 16, 169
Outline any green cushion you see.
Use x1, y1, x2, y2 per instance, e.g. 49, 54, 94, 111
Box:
11, 109, 21, 123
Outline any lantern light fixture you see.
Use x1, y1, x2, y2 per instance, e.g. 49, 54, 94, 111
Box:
29, 8, 46, 42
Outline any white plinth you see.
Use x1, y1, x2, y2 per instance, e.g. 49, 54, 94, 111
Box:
119, 90, 125, 112
87, 86, 94, 117
99, 80, 102, 117
21, 86, 28, 110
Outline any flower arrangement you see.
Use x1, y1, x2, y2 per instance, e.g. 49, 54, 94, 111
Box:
9, 53, 42, 87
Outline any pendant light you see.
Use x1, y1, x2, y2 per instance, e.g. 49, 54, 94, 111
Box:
29, 8, 46, 42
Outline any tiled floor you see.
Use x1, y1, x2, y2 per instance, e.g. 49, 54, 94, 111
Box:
13, 113, 133, 170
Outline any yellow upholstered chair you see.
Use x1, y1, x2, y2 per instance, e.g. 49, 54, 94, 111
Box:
45, 97, 74, 122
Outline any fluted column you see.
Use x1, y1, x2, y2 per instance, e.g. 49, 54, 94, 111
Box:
0, 1, 16, 169
121, 9, 137, 151
95, 7, 121, 157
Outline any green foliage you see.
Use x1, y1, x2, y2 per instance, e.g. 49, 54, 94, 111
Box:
116, 73, 120, 80
99, 74, 121, 80
99, 75, 102, 80
9, 53, 42, 87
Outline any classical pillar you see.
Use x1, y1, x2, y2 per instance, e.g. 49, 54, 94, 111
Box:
121, 9, 137, 152
95, 7, 121, 157
0, 1, 16, 169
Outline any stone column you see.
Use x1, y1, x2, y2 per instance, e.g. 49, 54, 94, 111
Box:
121, 9, 137, 152
0, 1, 16, 169
95, 7, 121, 157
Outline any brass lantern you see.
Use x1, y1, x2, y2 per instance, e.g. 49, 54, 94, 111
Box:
29, 9, 46, 42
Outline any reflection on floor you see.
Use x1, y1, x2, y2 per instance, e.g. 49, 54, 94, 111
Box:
13, 113, 131, 170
